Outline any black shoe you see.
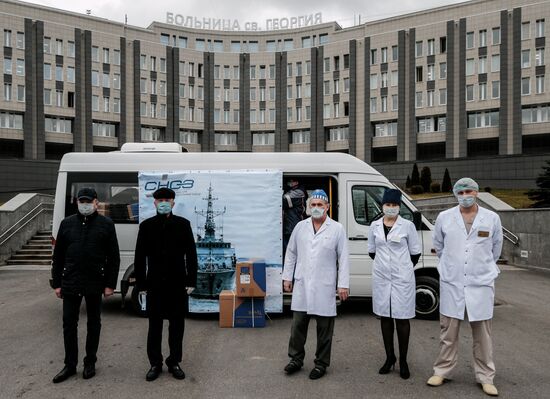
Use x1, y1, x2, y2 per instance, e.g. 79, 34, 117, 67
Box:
399, 360, 410, 379
284, 361, 302, 375
82, 364, 96, 380
52, 366, 76, 383
309, 367, 326, 380
146, 365, 162, 381
168, 364, 186, 380
378, 354, 397, 374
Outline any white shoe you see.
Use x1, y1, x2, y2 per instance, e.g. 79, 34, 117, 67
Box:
427, 375, 445, 386
482, 383, 498, 396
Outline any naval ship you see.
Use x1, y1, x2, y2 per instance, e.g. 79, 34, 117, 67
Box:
191, 184, 237, 298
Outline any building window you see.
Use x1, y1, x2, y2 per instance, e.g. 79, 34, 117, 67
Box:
479, 30, 487, 47
522, 49, 531, 68
466, 32, 474, 49
491, 54, 500, 72
103, 73, 110, 88
466, 84, 474, 102
103, 48, 110, 64
492, 27, 501, 45
536, 75, 545, 94
113, 98, 120, 113
253, 132, 275, 146
391, 70, 398, 86
113, 49, 121, 65
250, 109, 256, 124
296, 62, 302, 77
92, 46, 99, 62
439, 88, 447, 105
179, 130, 198, 144
3, 30, 12, 47
427, 39, 435, 56
140, 78, 147, 94
392, 45, 398, 61
467, 111, 499, 128
0, 111, 23, 129
296, 107, 303, 122
67, 66, 75, 83
415, 41, 422, 57
392, 94, 398, 111
536, 19, 545, 38
522, 22, 531, 40
151, 80, 157, 95
250, 87, 256, 101
374, 121, 397, 137
215, 132, 237, 146
479, 83, 487, 100
68, 41, 75, 57
536, 48, 545, 66
103, 96, 109, 112
140, 55, 147, 70
140, 102, 147, 117
492, 80, 500, 98
324, 57, 330, 73
370, 49, 377, 65
440, 36, 447, 54
159, 81, 166, 96
56, 90, 63, 107
328, 126, 349, 141
381, 72, 388, 88
160, 58, 166, 73
344, 54, 350, 69
417, 116, 446, 133
92, 95, 99, 111
344, 78, 350, 93
150, 103, 157, 118
381, 47, 388, 63
141, 126, 162, 141
427, 64, 435, 81
333, 80, 339, 94
291, 130, 310, 144
113, 73, 120, 90
283, 39, 294, 51
333, 103, 339, 118
44, 63, 51, 80
416, 66, 423, 82
178, 37, 188, 48
415, 92, 423, 108
522, 104, 549, 123
43, 37, 51, 53
287, 107, 292, 122
370, 97, 377, 113
16, 32, 24, 49
319, 34, 329, 45
42, 88, 50, 105
323, 104, 331, 119
91, 70, 99, 86
3, 57, 12, 74
479, 56, 487, 73
521, 77, 531, 95
46, 117, 72, 133
427, 90, 434, 107
370, 74, 378, 90
466, 59, 475, 76
17, 85, 25, 102
381, 96, 388, 112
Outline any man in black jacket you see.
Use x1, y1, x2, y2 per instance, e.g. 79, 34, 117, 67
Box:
134, 187, 198, 381
283, 178, 307, 255
51, 187, 120, 383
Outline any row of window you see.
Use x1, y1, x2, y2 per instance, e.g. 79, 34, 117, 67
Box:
522, 104, 550, 123
3, 30, 25, 49
2, 84, 25, 102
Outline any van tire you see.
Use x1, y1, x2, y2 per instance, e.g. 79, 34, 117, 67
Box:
415, 276, 439, 320
131, 287, 148, 318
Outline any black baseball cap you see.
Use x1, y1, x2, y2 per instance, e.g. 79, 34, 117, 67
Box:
77, 187, 97, 200
153, 187, 176, 199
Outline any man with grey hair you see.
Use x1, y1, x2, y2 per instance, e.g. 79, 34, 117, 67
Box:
427, 178, 503, 397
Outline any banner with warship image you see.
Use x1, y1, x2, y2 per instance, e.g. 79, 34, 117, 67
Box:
138, 170, 283, 313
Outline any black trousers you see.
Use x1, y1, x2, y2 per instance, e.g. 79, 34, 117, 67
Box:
288, 311, 335, 370
147, 316, 185, 367
62, 293, 103, 368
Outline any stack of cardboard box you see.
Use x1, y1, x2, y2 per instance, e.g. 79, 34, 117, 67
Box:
219, 259, 266, 328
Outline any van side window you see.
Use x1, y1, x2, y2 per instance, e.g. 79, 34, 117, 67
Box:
351, 186, 413, 225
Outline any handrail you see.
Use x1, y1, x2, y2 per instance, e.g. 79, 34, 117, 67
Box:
502, 226, 519, 246
0, 202, 54, 247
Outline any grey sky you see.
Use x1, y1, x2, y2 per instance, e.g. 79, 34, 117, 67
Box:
29, 0, 466, 29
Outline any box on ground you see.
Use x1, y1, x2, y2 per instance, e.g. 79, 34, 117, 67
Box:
219, 290, 265, 328
236, 259, 266, 297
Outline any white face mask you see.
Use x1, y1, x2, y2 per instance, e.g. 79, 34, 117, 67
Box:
310, 207, 325, 219
383, 205, 399, 218
457, 195, 476, 208
78, 203, 95, 216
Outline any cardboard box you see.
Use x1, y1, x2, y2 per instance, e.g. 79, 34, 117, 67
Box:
236, 259, 266, 297
219, 290, 265, 328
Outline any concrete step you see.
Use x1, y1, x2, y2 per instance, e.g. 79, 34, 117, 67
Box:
22, 244, 52, 250
5, 259, 51, 265
16, 249, 53, 255
27, 239, 51, 244
10, 254, 52, 260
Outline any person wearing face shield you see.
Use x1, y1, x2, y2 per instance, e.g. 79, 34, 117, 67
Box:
427, 178, 503, 397
367, 189, 421, 380
50, 188, 120, 383
282, 189, 350, 380
134, 187, 198, 382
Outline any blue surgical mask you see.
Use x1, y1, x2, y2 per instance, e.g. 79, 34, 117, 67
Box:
310, 207, 325, 219
457, 195, 476, 208
383, 206, 399, 218
156, 202, 172, 215
78, 203, 95, 216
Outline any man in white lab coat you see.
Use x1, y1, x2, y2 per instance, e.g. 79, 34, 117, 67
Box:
427, 178, 503, 397
282, 189, 350, 380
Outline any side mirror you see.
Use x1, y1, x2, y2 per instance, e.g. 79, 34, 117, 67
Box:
413, 211, 422, 230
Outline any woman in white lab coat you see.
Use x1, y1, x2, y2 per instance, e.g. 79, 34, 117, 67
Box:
367, 189, 421, 379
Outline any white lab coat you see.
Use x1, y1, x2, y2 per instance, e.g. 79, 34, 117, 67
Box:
282, 216, 350, 317
367, 216, 421, 319
433, 205, 503, 322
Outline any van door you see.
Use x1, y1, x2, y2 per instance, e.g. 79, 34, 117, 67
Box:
345, 182, 388, 297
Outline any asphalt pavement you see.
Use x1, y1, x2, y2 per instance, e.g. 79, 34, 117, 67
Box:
0, 265, 548, 399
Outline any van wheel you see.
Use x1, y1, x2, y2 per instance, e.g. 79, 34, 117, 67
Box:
415, 276, 439, 320
131, 287, 148, 318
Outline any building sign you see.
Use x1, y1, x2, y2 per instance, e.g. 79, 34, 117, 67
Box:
165, 12, 323, 31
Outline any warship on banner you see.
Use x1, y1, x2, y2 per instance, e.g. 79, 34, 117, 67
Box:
191, 184, 237, 298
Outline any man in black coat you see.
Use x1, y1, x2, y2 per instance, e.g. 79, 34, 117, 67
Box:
134, 187, 198, 381
283, 178, 307, 255
51, 187, 120, 383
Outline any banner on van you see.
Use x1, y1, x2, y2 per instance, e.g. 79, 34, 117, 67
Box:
138, 170, 283, 313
